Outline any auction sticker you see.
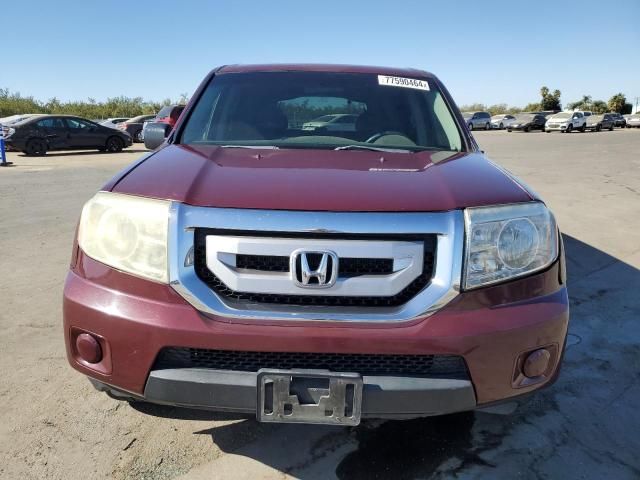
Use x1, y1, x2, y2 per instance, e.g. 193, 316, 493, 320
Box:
378, 75, 429, 90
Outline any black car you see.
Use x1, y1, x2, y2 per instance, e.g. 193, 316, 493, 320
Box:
4, 115, 132, 156
585, 114, 615, 132
117, 114, 156, 142
609, 113, 626, 128
507, 113, 547, 132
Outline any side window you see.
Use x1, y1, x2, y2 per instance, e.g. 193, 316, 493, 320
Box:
37, 118, 54, 128
37, 118, 65, 129
66, 119, 90, 130
336, 115, 356, 124
482, 112, 490, 119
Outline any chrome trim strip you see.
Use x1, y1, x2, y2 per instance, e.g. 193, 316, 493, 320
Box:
168, 205, 464, 323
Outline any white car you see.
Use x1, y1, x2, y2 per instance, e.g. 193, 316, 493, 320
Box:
302, 114, 358, 132
545, 111, 587, 133
99, 117, 130, 130
490, 114, 516, 130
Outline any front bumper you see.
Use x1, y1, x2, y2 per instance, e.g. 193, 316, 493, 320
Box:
545, 124, 568, 131
64, 251, 569, 418
122, 369, 477, 419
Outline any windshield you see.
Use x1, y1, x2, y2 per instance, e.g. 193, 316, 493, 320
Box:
179, 71, 463, 152
514, 114, 534, 121
553, 112, 572, 119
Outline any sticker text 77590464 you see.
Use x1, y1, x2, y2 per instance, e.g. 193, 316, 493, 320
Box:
377, 75, 429, 91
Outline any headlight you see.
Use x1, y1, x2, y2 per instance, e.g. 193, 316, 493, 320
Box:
78, 192, 171, 282
463, 202, 557, 289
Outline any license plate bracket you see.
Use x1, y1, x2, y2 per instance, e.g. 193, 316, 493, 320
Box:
257, 369, 363, 425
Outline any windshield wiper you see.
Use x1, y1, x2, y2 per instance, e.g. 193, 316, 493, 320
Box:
219, 145, 280, 149
334, 145, 413, 153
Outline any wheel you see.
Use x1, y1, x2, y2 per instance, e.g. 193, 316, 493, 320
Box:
468, 123, 473, 131
24, 138, 47, 156
609, 124, 614, 131
546, 129, 551, 133
105, 136, 124, 153
580, 123, 586, 133
523, 126, 530, 132
566, 124, 573, 133
485, 122, 490, 130
134, 130, 143, 142
499, 123, 504, 129
507, 129, 512, 133
596, 125, 601, 132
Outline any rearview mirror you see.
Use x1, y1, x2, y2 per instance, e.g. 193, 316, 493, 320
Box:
144, 122, 172, 150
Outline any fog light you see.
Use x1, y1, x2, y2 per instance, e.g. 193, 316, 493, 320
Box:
76, 333, 102, 364
523, 348, 551, 378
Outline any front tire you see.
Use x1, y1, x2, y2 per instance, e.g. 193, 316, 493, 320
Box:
134, 130, 143, 142
468, 123, 473, 131
499, 122, 504, 129
566, 124, 573, 133
485, 122, 490, 130
580, 123, 586, 133
24, 138, 48, 156
105, 136, 124, 153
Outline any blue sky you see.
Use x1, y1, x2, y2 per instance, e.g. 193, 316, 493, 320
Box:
3, 0, 639, 108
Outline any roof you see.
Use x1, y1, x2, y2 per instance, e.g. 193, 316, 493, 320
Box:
217, 63, 434, 78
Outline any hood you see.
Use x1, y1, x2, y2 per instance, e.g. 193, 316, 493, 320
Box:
109, 145, 533, 212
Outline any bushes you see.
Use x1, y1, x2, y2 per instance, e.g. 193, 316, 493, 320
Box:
0, 88, 178, 120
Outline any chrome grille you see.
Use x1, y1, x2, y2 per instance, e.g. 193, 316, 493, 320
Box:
193, 230, 436, 307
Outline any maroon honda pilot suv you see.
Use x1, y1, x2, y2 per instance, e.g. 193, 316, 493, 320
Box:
64, 64, 568, 425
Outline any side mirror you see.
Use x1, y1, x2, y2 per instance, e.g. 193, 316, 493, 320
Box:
144, 122, 172, 150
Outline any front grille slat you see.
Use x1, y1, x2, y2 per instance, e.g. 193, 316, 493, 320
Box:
195, 230, 436, 308
154, 347, 468, 379
235, 254, 394, 276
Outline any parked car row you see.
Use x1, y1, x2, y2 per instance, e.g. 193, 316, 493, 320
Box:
1, 114, 132, 155
624, 113, 640, 128
140, 104, 186, 141
464, 109, 634, 133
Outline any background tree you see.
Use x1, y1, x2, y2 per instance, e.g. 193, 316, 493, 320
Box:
458, 103, 487, 113
591, 100, 608, 114
539, 86, 561, 111
0, 87, 179, 119
568, 95, 592, 111
607, 93, 627, 113
523, 102, 541, 112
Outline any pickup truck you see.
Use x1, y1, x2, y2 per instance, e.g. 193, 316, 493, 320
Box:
64, 64, 569, 425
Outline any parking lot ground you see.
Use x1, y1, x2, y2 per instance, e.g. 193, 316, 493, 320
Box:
1, 129, 639, 480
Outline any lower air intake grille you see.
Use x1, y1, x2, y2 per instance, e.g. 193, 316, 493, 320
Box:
153, 347, 469, 379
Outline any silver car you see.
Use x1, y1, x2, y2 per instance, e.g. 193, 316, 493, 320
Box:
462, 111, 492, 130
625, 114, 640, 128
